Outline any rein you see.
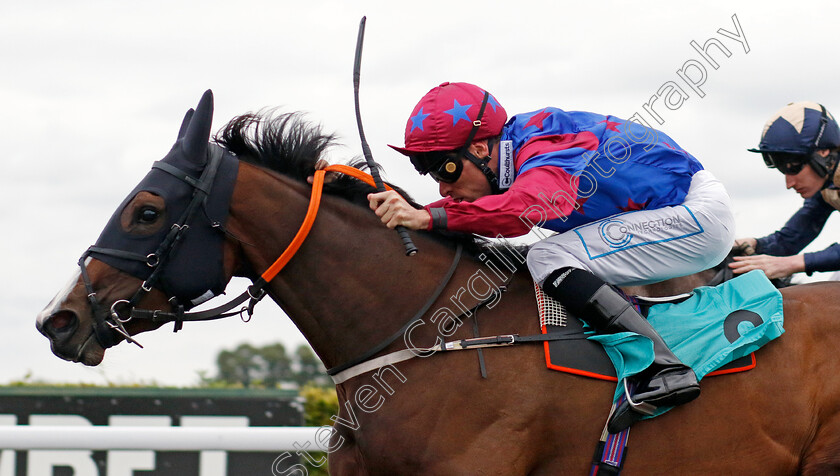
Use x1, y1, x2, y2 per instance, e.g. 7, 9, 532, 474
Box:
85, 162, 465, 383
121, 164, 395, 331
83, 158, 572, 385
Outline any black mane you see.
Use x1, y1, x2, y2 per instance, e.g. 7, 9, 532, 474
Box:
213, 110, 529, 267
214, 110, 414, 207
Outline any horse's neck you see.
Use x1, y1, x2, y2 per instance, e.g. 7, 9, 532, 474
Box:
227, 163, 468, 369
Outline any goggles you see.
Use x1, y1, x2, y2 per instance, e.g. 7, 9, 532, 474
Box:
430, 157, 464, 183
410, 153, 464, 183
762, 152, 807, 175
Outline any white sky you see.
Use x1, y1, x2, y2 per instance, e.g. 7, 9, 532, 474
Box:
4, 0, 840, 386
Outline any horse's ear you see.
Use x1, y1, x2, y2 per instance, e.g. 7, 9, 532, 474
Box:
181, 90, 214, 165
177, 108, 195, 139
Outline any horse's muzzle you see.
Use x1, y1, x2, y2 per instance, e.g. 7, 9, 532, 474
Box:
38, 309, 78, 343
37, 309, 103, 365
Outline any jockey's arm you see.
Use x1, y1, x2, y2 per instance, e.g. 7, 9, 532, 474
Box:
755, 194, 833, 256
422, 166, 578, 237
729, 253, 805, 279
730, 194, 840, 277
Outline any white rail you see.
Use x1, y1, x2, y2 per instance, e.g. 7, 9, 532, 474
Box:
0, 426, 323, 451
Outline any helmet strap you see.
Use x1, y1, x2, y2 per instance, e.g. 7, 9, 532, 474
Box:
816, 151, 840, 187
811, 151, 830, 178
457, 91, 502, 194
463, 151, 501, 194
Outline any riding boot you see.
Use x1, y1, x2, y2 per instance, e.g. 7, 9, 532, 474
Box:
585, 284, 700, 432
541, 267, 700, 433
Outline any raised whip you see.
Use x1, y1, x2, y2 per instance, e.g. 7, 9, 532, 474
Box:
353, 16, 418, 256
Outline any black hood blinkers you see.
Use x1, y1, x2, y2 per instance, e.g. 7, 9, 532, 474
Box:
78, 90, 239, 348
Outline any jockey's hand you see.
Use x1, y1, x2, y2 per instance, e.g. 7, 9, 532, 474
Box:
306, 159, 338, 184
368, 190, 431, 230
732, 237, 757, 255
729, 254, 804, 279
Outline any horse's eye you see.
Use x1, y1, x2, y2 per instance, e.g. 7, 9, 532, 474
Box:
138, 208, 160, 224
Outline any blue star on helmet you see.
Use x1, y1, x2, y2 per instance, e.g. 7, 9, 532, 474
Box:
487, 95, 501, 112
409, 107, 431, 133
445, 100, 472, 126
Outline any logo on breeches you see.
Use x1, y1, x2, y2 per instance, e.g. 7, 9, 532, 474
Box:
599, 219, 633, 248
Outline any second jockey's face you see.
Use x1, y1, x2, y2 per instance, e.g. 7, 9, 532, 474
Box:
785, 163, 827, 199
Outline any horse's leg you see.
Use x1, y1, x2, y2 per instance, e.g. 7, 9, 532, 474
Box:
328, 434, 366, 476
327, 450, 364, 476
326, 387, 369, 476
330, 344, 607, 475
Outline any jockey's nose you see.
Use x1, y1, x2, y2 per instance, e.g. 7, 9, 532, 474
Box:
785, 174, 796, 189
439, 181, 452, 198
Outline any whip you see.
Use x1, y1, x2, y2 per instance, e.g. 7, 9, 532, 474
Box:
353, 16, 418, 256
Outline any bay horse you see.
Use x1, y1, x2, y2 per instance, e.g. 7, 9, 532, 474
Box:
37, 91, 840, 474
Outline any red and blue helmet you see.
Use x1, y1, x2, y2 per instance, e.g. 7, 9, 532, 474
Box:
389, 82, 507, 159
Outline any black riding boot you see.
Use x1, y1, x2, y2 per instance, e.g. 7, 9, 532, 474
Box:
542, 268, 700, 432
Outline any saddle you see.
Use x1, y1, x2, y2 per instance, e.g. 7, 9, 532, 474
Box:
538, 270, 784, 384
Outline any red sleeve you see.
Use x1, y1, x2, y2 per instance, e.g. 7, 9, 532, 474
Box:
424, 166, 579, 237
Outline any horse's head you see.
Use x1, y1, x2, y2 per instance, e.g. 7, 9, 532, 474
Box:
36, 90, 241, 365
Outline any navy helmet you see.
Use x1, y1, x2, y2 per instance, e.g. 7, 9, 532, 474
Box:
748, 101, 840, 177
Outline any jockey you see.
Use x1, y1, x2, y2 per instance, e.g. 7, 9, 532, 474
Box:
730, 102, 840, 279
370, 82, 735, 432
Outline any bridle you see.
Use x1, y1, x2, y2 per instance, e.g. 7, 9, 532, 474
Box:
79, 145, 227, 348
78, 155, 567, 386
78, 162, 444, 355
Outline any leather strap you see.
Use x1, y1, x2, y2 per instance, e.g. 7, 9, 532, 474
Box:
330, 330, 586, 384
326, 243, 463, 376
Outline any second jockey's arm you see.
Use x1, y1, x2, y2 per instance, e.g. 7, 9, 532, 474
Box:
729, 254, 805, 279
368, 190, 431, 230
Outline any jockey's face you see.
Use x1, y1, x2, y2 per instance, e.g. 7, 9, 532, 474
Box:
785, 162, 827, 199
437, 142, 496, 202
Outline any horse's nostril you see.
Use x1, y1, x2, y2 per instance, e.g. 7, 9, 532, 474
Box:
47, 310, 78, 334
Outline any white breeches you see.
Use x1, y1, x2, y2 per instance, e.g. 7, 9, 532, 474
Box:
527, 170, 735, 287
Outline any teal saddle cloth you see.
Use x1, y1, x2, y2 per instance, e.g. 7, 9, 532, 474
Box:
590, 270, 785, 416
542, 270, 785, 418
